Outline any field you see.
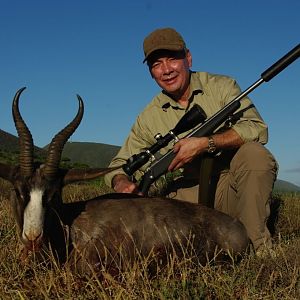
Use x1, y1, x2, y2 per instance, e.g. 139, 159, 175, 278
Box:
0, 179, 299, 300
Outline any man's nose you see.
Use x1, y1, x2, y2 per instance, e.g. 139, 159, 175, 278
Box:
161, 61, 173, 74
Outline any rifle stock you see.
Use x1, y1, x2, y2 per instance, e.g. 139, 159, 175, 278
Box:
139, 43, 300, 195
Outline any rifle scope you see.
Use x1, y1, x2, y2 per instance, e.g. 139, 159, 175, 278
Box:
122, 104, 207, 176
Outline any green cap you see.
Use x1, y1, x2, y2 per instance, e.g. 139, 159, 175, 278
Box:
143, 28, 186, 63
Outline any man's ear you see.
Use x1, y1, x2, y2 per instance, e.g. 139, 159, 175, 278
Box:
186, 49, 192, 68
148, 67, 154, 78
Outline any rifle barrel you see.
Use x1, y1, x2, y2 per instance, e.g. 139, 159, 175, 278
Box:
261, 43, 300, 82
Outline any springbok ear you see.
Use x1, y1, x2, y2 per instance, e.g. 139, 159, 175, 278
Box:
0, 163, 17, 183
62, 166, 121, 185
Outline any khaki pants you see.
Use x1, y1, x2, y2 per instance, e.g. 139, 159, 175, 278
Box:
166, 142, 278, 251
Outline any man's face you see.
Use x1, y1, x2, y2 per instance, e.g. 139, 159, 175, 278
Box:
148, 50, 192, 99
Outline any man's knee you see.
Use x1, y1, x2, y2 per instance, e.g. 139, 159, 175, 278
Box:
231, 142, 278, 172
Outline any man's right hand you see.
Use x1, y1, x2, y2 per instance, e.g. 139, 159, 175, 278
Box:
112, 174, 141, 194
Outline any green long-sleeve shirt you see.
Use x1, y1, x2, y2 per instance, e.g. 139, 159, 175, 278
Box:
105, 71, 268, 188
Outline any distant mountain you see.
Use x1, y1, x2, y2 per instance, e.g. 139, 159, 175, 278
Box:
60, 141, 120, 168
1, 128, 300, 192
0, 129, 119, 167
0, 129, 19, 151
274, 179, 300, 193
0, 129, 46, 162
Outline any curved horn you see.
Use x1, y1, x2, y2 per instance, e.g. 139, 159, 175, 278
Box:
44, 94, 84, 181
12, 87, 34, 177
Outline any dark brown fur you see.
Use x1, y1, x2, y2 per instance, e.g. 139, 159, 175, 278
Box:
0, 88, 250, 276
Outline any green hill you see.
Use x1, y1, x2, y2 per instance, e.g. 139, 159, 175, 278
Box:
60, 141, 120, 168
0, 129, 46, 164
1, 129, 300, 192
274, 179, 300, 193
0, 129, 20, 152
0, 129, 120, 167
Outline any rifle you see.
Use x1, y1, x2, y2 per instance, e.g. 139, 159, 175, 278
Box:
125, 44, 300, 195
123, 103, 207, 176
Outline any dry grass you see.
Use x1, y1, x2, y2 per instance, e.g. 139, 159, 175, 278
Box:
0, 180, 299, 299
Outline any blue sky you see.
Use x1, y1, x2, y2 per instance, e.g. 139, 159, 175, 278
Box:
0, 0, 299, 185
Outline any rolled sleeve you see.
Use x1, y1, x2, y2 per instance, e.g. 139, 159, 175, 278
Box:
104, 116, 153, 188
222, 78, 268, 144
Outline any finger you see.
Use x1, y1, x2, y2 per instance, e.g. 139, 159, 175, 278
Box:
168, 157, 181, 171
172, 161, 183, 171
128, 184, 138, 193
168, 158, 176, 171
173, 140, 183, 153
169, 147, 186, 170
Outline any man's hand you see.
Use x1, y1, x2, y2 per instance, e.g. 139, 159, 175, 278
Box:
112, 174, 141, 194
168, 129, 244, 171
168, 137, 209, 171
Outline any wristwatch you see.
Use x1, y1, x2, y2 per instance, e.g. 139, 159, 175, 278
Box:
207, 136, 217, 154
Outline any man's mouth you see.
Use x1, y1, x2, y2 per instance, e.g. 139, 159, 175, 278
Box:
163, 76, 177, 84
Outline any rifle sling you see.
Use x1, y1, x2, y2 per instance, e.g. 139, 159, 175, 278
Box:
198, 155, 216, 207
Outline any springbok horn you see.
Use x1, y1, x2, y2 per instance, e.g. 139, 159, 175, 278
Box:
12, 87, 34, 177
44, 94, 84, 181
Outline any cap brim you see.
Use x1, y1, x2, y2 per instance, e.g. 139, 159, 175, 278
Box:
143, 44, 185, 63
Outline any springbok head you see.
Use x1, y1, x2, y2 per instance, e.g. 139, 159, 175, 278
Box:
0, 87, 116, 251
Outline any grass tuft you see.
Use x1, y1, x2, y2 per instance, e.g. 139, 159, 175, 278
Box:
0, 180, 299, 299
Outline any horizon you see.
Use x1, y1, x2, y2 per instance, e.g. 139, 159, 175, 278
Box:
1, 128, 300, 189
0, 0, 299, 185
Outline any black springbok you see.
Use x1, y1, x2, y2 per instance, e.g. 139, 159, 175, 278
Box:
0, 88, 249, 275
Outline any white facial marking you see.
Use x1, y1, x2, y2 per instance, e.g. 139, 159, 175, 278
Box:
22, 188, 45, 241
